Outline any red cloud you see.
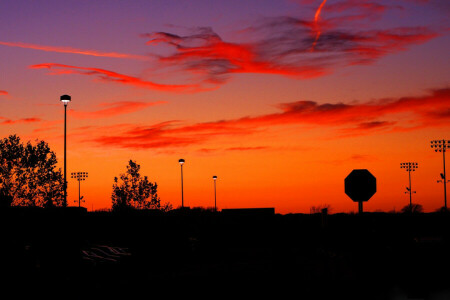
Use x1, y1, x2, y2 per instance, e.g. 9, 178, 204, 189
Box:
144, 27, 328, 83
29, 2, 438, 91
1, 117, 41, 125
0, 41, 147, 60
323, 0, 391, 14
69, 100, 166, 119
139, 1, 437, 86
144, 22, 436, 85
30, 63, 207, 93
0, 90, 8, 96
226, 146, 269, 151
80, 87, 449, 150
87, 121, 202, 149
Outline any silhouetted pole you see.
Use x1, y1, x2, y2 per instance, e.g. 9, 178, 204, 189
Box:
213, 175, 217, 212
358, 201, 363, 214
179, 159, 185, 208
400, 162, 418, 210
60, 94, 71, 207
409, 170, 412, 207
444, 148, 447, 209
71, 172, 88, 207
431, 140, 449, 209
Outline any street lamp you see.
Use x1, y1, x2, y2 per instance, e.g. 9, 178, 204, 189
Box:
179, 159, 185, 208
431, 140, 449, 209
71, 172, 88, 207
400, 162, 418, 211
212, 175, 217, 212
60, 94, 71, 207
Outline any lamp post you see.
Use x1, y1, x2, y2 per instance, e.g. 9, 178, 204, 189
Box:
60, 94, 71, 207
431, 140, 449, 210
400, 162, 418, 210
71, 172, 88, 207
212, 175, 217, 212
179, 159, 185, 208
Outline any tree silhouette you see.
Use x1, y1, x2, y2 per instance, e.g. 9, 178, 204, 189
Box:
310, 204, 331, 214
112, 160, 171, 211
400, 203, 423, 214
0, 135, 64, 208
435, 206, 449, 213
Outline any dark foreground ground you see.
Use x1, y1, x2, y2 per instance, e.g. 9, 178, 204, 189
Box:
1, 207, 450, 299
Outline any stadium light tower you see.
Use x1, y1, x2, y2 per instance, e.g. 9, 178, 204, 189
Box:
179, 159, 185, 208
431, 140, 449, 209
60, 94, 71, 207
71, 172, 88, 207
400, 162, 418, 210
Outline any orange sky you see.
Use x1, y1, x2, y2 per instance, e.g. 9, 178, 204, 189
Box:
0, 0, 449, 213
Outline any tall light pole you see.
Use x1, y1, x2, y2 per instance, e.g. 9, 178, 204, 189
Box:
212, 175, 217, 212
179, 159, 185, 208
60, 94, 71, 207
71, 172, 88, 207
431, 139, 449, 210
400, 162, 418, 210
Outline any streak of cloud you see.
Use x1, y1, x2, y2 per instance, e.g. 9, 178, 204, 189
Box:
73, 87, 449, 150
1, 117, 41, 125
0, 41, 147, 60
226, 146, 269, 151
30, 63, 207, 93
311, 0, 327, 51
69, 100, 167, 119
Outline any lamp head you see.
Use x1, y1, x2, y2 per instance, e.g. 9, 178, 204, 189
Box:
60, 94, 71, 105
179, 158, 185, 165
213, 175, 217, 180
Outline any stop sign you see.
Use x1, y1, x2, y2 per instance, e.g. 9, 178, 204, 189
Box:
345, 169, 376, 202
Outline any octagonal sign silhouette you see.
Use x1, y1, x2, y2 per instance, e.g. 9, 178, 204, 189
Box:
345, 169, 376, 202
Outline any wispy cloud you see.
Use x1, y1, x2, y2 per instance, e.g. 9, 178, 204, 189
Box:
69, 100, 166, 119
30, 63, 207, 93
30, 2, 438, 92
0, 117, 41, 125
226, 146, 269, 151
0, 41, 147, 60
142, 1, 437, 85
75, 87, 449, 150
320, 153, 377, 166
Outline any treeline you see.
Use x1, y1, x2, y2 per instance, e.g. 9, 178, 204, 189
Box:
0, 135, 171, 211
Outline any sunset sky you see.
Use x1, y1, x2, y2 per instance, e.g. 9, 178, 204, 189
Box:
1, 0, 449, 213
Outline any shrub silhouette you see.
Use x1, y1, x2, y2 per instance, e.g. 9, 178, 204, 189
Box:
400, 203, 423, 214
